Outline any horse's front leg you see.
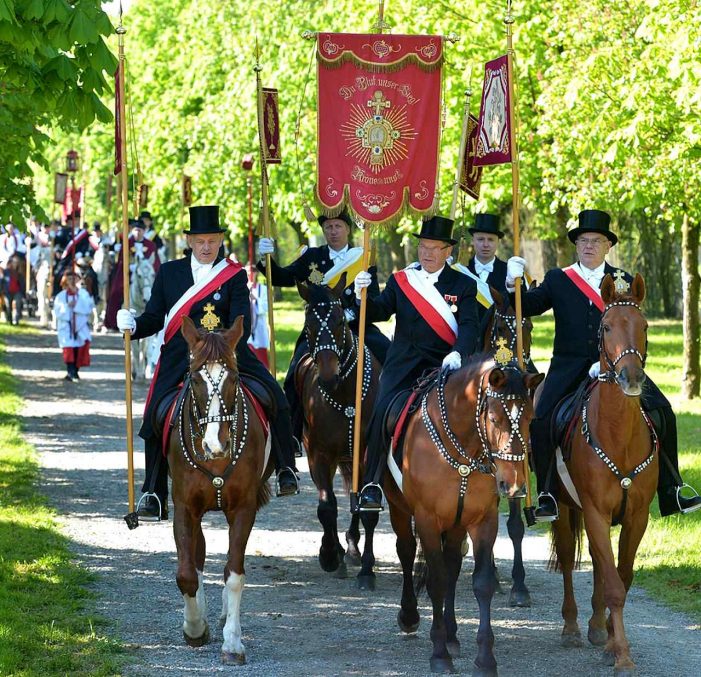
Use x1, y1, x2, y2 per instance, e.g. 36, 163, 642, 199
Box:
344, 512, 362, 566
220, 505, 256, 665
173, 504, 210, 647
357, 509, 379, 591
443, 528, 466, 659
314, 459, 345, 574
506, 497, 531, 607
389, 501, 419, 633
467, 511, 499, 677
551, 502, 582, 646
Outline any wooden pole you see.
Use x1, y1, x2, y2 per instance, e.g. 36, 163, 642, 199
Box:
255, 41, 277, 378
117, 18, 135, 516
449, 67, 473, 220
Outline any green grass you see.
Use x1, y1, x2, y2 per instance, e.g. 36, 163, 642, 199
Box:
0, 324, 129, 676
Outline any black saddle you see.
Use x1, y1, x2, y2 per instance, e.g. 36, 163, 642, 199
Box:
152, 385, 187, 439
550, 378, 597, 460
240, 374, 278, 420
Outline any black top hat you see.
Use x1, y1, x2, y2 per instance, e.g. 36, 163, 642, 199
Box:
139, 210, 152, 220
567, 209, 617, 245
468, 213, 504, 238
129, 218, 145, 229
411, 215, 457, 246
318, 209, 353, 229
184, 206, 226, 234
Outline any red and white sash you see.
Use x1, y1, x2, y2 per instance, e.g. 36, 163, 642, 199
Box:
144, 259, 243, 413
562, 264, 604, 312
395, 267, 458, 346
60, 229, 89, 259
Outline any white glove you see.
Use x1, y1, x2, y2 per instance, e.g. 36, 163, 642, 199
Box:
506, 256, 528, 291
442, 350, 462, 372
588, 362, 601, 378
354, 271, 372, 299
344, 308, 356, 323
257, 237, 275, 258
116, 308, 137, 333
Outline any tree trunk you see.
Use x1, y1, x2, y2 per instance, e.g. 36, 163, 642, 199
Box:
387, 228, 406, 272
681, 212, 700, 399
554, 205, 571, 267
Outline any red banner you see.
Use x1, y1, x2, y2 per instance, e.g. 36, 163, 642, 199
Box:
114, 62, 122, 176
316, 32, 443, 227
62, 185, 83, 223
459, 113, 483, 199
261, 87, 281, 164
473, 55, 512, 167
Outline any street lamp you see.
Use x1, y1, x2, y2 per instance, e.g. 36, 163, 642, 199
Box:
66, 149, 79, 174
241, 153, 255, 282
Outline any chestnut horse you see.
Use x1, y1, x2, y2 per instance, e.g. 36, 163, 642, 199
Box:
296, 277, 381, 577
169, 315, 273, 665
368, 357, 543, 674
549, 273, 657, 676
481, 287, 536, 607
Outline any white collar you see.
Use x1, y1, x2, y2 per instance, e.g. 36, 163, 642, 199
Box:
416, 263, 444, 284
577, 260, 606, 278
474, 257, 495, 272
328, 244, 349, 260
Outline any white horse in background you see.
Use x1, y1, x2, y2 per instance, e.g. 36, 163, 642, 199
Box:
129, 253, 158, 380
35, 245, 53, 328
92, 242, 113, 331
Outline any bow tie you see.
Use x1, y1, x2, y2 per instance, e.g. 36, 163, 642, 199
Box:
329, 248, 346, 261
475, 261, 493, 275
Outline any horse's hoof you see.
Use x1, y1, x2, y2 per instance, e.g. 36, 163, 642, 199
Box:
357, 574, 376, 591
561, 631, 583, 648
333, 561, 348, 579
183, 623, 210, 647
344, 549, 362, 567
588, 626, 608, 646
472, 664, 498, 677
447, 639, 460, 658
430, 656, 457, 673
508, 588, 531, 607
603, 650, 616, 666
221, 651, 246, 665
397, 609, 420, 634
318, 549, 341, 573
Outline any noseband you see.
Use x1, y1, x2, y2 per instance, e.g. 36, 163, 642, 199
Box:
597, 301, 648, 382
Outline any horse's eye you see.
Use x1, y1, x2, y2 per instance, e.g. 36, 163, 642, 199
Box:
603, 324, 610, 333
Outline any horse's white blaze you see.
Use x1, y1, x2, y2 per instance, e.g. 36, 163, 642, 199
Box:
221, 572, 245, 656
203, 363, 224, 455
182, 593, 207, 639
510, 403, 519, 420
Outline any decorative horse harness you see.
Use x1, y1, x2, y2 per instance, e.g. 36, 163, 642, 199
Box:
421, 365, 529, 525
305, 299, 373, 453
178, 362, 250, 509
489, 307, 531, 363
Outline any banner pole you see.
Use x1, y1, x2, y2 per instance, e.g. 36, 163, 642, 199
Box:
117, 14, 136, 520
449, 68, 473, 221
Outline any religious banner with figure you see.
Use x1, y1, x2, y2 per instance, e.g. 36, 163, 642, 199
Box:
459, 113, 483, 199
473, 55, 512, 167
316, 32, 443, 227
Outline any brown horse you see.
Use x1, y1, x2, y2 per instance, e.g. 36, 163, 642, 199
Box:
481, 287, 536, 607
296, 276, 381, 576
169, 315, 273, 665
368, 357, 542, 674
549, 273, 657, 676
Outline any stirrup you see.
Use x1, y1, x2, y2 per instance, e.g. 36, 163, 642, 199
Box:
136, 492, 164, 522
359, 482, 385, 512
534, 492, 559, 523
677, 484, 701, 514
276, 467, 299, 497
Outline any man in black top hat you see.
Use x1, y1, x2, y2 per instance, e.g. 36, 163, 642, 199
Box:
116, 205, 299, 521
256, 210, 389, 447
140, 210, 165, 257
507, 208, 701, 521
355, 215, 480, 511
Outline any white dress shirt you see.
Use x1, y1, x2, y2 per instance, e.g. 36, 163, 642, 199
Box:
474, 257, 495, 282
329, 244, 349, 262
191, 256, 214, 285
577, 261, 606, 291
415, 262, 444, 285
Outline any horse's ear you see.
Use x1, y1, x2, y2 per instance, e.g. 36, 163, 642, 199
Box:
631, 273, 645, 305
524, 372, 545, 391
296, 280, 310, 302
331, 272, 348, 298
488, 367, 506, 389
490, 286, 504, 309
181, 316, 201, 349
225, 315, 245, 349
601, 274, 616, 304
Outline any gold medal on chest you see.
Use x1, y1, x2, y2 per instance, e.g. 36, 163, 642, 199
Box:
308, 262, 324, 285
201, 302, 221, 332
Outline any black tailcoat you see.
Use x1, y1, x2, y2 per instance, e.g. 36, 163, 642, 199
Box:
133, 256, 278, 440
517, 263, 668, 417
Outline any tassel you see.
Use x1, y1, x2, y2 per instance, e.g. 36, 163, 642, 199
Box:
303, 202, 316, 223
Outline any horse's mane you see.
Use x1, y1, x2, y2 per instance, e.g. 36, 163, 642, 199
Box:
190, 330, 237, 372
457, 352, 529, 399
306, 283, 334, 306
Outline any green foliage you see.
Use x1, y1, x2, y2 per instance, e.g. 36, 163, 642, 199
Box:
0, 0, 117, 223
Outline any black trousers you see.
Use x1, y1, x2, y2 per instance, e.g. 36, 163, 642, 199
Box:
530, 405, 684, 516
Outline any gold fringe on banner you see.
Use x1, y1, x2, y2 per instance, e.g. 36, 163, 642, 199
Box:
317, 49, 444, 73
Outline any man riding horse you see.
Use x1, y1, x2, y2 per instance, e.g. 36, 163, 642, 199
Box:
507, 208, 701, 521
116, 206, 299, 521
355, 215, 481, 511
256, 210, 390, 448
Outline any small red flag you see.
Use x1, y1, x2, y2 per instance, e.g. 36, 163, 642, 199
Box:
114, 63, 122, 176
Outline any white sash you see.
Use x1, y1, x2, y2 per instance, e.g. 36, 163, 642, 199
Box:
403, 266, 458, 337
452, 263, 495, 308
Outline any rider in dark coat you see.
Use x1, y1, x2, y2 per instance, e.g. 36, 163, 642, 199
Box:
355, 215, 480, 511
116, 206, 299, 521
53, 212, 93, 296
507, 209, 701, 520
256, 210, 389, 445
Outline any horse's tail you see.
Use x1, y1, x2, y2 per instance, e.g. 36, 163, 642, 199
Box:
547, 509, 584, 572
257, 480, 272, 511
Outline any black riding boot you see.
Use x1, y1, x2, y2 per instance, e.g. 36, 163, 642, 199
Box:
138, 436, 169, 520
270, 405, 299, 497
529, 416, 559, 521
357, 410, 385, 512
649, 407, 701, 516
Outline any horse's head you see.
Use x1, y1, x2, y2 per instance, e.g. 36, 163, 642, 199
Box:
182, 315, 244, 460
132, 256, 156, 304
486, 287, 534, 363
599, 273, 647, 396
480, 364, 544, 498
297, 273, 348, 390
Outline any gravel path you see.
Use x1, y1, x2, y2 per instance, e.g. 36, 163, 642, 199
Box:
7, 323, 700, 676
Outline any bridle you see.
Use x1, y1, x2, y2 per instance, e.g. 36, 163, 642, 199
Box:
178, 360, 250, 509
306, 299, 346, 362
597, 300, 648, 382
489, 307, 531, 363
